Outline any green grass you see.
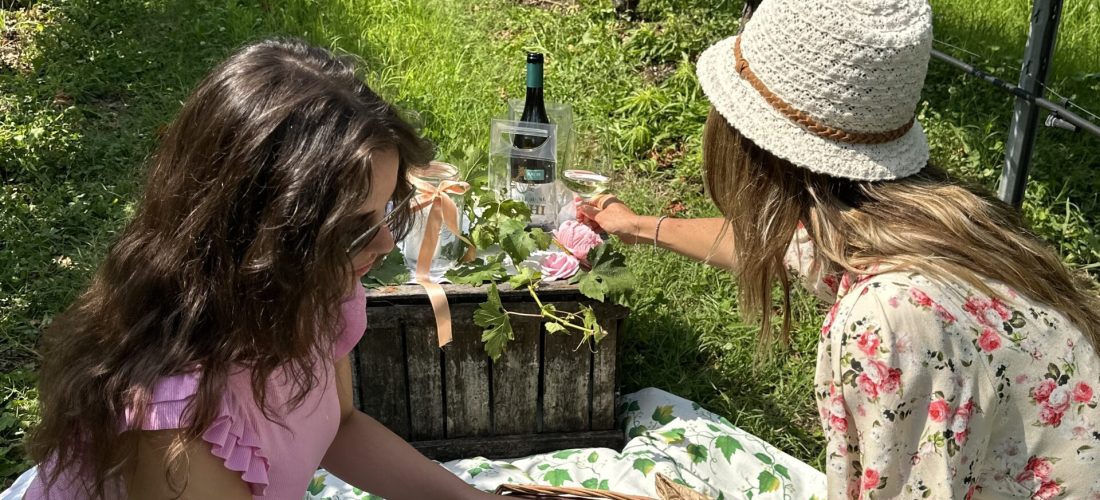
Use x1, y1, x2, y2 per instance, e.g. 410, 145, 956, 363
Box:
2, 0, 1099, 490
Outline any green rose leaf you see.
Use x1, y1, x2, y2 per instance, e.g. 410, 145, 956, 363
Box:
652, 405, 675, 425
361, 248, 409, 286
715, 435, 744, 462
632, 458, 656, 476
687, 444, 708, 463
475, 284, 514, 360
544, 469, 572, 487
757, 470, 781, 492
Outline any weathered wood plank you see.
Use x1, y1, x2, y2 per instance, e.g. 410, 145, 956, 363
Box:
443, 303, 491, 438
366, 281, 580, 305
591, 317, 619, 431
491, 313, 540, 436
355, 320, 410, 438
541, 307, 591, 433
411, 430, 624, 462
403, 312, 445, 441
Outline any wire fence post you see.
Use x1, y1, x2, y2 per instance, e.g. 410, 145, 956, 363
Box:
997, 0, 1063, 208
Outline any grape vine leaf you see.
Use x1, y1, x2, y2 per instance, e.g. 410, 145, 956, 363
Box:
529, 227, 553, 250
570, 244, 634, 302
545, 322, 567, 334
715, 435, 744, 462
361, 248, 409, 287
474, 284, 514, 360
498, 217, 538, 262
507, 266, 541, 289
446, 257, 508, 285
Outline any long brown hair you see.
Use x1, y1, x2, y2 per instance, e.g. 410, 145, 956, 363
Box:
27, 38, 433, 497
703, 107, 1100, 352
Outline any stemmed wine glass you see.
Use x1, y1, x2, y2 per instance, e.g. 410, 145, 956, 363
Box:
562, 136, 612, 201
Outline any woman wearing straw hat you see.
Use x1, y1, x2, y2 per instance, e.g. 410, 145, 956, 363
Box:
580, 0, 1100, 498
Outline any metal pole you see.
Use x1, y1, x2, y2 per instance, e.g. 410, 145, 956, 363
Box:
998, 0, 1063, 208
931, 49, 1100, 138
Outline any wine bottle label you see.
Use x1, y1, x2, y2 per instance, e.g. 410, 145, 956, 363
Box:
523, 169, 546, 182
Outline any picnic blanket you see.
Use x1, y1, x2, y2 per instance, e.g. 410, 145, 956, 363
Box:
1, 388, 825, 499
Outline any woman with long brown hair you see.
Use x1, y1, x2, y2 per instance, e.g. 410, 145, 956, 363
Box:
582, 0, 1100, 498
21, 38, 495, 499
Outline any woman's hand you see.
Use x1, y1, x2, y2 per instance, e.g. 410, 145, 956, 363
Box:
577, 195, 647, 245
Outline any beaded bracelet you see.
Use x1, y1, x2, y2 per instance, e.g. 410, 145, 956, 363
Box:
654, 215, 669, 249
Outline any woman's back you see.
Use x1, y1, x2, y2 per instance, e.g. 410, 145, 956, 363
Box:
24, 284, 367, 499
815, 270, 1100, 499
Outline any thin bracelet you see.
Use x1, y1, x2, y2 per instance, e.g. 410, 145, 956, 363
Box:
654, 215, 669, 249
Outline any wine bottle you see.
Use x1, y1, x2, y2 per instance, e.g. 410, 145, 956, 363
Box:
511, 52, 553, 184
509, 52, 557, 229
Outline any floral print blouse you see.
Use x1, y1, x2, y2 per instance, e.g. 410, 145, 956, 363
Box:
786, 228, 1100, 499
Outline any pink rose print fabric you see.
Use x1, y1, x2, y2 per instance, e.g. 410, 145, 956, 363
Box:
785, 227, 1100, 499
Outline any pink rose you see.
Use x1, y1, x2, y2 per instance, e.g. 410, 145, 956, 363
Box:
928, 398, 950, 423
520, 251, 579, 281
1016, 456, 1053, 483
1023, 456, 1054, 482
861, 468, 880, 491
1047, 386, 1071, 413
955, 400, 975, 420
553, 220, 603, 263
909, 287, 934, 308
830, 414, 848, 433
990, 297, 1012, 321
856, 373, 879, 399
978, 328, 1002, 352
1033, 379, 1057, 404
865, 359, 902, 395
856, 330, 881, 356
880, 368, 902, 394
1073, 382, 1094, 403
1038, 405, 1065, 427
1034, 481, 1061, 500
934, 305, 957, 324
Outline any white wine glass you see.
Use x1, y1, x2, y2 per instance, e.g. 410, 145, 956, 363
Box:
562, 137, 612, 201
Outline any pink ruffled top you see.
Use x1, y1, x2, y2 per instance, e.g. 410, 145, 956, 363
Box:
25, 283, 368, 499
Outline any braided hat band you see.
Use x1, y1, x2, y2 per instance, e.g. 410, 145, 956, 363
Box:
732, 36, 915, 145
696, 0, 933, 181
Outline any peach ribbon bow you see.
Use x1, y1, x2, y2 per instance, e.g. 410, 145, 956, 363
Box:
408, 175, 476, 347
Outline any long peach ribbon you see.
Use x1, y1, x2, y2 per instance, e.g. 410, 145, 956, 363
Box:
408, 175, 476, 347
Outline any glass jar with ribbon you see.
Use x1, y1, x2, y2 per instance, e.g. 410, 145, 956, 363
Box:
400, 161, 474, 283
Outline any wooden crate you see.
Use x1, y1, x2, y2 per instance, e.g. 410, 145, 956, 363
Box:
351, 281, 628, 461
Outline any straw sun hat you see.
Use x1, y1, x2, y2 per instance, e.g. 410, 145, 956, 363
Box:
696, 0, 933, 181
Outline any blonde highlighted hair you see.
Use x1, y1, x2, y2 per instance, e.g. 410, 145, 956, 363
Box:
702, 107, 1100, 351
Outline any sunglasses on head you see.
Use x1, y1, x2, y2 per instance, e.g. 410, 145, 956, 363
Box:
345, 188, 417, 255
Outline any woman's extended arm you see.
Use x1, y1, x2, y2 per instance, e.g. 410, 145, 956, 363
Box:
578, 196, 736, 270
321, 356, 496, 500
